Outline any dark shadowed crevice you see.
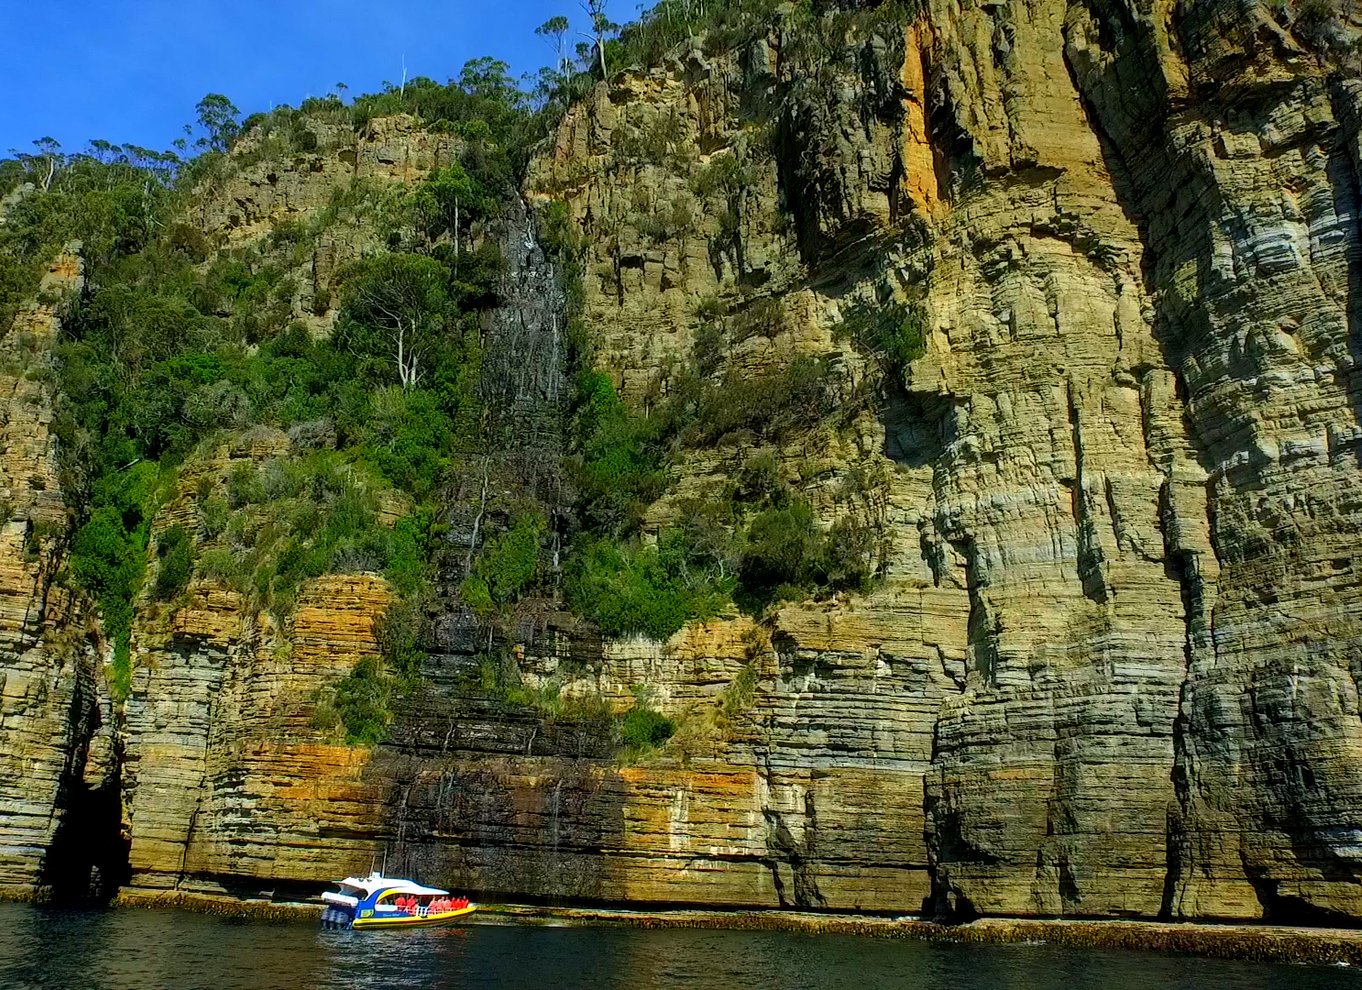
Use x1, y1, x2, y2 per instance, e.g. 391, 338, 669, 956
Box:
1325, 80, 1362, 466
37, 649, 129, 904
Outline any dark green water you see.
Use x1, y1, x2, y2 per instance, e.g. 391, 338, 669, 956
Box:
2, 903, 1361, 990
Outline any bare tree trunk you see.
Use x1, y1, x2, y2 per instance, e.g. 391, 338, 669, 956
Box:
580, 1, 610, 81
394, 318, 422, 387
408, 318, 419, 386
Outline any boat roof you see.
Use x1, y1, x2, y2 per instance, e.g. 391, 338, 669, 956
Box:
335, 873, 449, 897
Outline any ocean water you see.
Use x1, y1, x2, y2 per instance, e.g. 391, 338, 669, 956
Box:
0, 903, 1359, 990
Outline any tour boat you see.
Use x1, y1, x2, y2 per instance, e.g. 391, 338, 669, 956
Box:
320, 872, 477, 929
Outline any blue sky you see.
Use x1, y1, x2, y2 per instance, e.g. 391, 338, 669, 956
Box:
2, 1, 626, 155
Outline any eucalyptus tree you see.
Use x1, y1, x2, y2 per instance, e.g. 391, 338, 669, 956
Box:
581, 0, 617, 80
338, 253, 452, 390
536, 16, 572, 76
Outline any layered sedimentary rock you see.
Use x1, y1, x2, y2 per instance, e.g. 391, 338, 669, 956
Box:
900, 0, 1197, 920
1064, 0, 1362, 923
194, 113, 462, 245
522, 4, 1187, 918
192, 113, 465, 335
510, 0, 1362, 921
367, 612, 948, 911
121, 573, 392, 896
6, 0, 1362, 924
0, 250, 120, 898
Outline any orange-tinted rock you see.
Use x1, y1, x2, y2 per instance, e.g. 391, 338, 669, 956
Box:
121, 575, 392, 895
0, 250, 114, 898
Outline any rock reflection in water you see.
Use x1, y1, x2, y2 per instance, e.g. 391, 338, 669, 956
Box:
1, 904, 1361, 990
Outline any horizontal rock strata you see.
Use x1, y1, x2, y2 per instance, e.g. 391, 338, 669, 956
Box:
0, 251, 116, 899
4, 0, 1362, 924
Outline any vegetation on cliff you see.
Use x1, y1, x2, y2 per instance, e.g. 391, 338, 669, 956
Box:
0, 0, 920, 739
0, 68, 532, 717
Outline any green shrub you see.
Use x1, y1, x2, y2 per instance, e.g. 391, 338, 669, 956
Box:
619, 704, 676, 750
472, 511, 547, 604
360, 387, 455, 497
817, 517, 877, 592
376, 598, 426, 685
674, 497, 742, 579
691, 320, 727, 376
198, 496, 230, 538
22, 518, 63, 563
719, 661, 760, 735
331, 656, 392, 745
838, 299, 926, 376
740, 501, 820, 598
0, 252, 38, 333
1297, 0, 1332, 25
733, 450, 789, 508
470, 651, 617, 731
226, 463, 265, 508
111, 640, 133, 701
153, 524, 194, 600
573, 370, 664, 537
565, 538, 728, 641
460, 575, 495, 617
537, 200, 581, 258
673, 355, 837, 446
384, 514, 431, 597
408, 161, 496, 242
205, 454, 426, 617
198, 546, 245, 589
68, 464, 161, 678
729, 297, 786, 344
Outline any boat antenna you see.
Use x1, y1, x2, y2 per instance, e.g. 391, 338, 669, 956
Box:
381, 848, 387, 877
369, 852, 376, 875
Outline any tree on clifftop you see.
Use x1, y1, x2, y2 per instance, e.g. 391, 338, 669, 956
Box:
192, 94, 240, 154
581, 0, 618, 80
15, 138, 63, 191
536, 16, 572, 76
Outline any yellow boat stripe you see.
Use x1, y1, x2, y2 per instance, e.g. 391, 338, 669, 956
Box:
351, 906, 478, 928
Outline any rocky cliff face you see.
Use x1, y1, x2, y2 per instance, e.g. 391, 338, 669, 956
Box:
121, 571, 392, 898
193, 112, 464, 336
4, 0, 1362, 924
515, 0, 1362, 922
1065, 1, 1362, 924
0, 249, 122, 900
